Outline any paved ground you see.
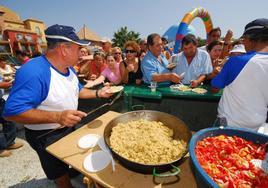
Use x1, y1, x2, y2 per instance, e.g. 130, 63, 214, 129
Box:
0, 125, 85, 188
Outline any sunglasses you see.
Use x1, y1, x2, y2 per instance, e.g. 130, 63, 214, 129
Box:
125, 50, 136, 54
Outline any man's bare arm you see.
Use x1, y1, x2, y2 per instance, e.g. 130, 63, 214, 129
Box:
79, 88, 112, 99
5, 109, 86, 127
152, 73, 181, 83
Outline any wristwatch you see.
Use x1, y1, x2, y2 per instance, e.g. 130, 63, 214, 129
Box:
96, 90, 99, 98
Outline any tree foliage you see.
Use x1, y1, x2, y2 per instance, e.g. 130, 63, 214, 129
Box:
112, 26, 141, 49
197, 37, 206, 47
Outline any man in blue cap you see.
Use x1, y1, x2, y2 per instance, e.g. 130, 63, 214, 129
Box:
212, 18, 268, 134
3, 24, 112, 188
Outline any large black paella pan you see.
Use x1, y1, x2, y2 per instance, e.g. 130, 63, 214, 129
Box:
103, 110, 192, 176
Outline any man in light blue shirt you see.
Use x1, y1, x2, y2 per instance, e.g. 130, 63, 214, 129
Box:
141, 33, 181, 85
173, 34, 213, 87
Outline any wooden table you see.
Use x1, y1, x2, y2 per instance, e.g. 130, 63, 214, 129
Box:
46, 111, 198, 188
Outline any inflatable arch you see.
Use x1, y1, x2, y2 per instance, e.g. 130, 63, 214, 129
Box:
173, 7, 213, 54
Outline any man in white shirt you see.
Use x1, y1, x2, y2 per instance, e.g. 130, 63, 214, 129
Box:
4, 24, 112, 188
211, 18, 268, 133
173, 34, 213, 87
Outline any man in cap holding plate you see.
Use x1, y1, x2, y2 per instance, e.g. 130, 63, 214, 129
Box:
3, 24, 112, 188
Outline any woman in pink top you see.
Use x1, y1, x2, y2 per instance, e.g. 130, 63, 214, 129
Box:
84, 53, 121, 88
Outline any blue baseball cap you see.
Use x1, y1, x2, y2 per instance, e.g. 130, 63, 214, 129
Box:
242, 18, 268, 37
45, 24, 90, 46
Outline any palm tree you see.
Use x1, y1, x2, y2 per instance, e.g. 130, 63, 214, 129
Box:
197, 37, 206, 47
112, 26, 141, 49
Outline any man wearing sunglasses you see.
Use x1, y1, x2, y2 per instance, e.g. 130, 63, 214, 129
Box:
141, 33, 181, 85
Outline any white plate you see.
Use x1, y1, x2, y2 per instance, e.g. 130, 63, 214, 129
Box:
177, 85, 192, 92
98, 137, 116, 171
191, 88, 207, 94
97, 137, 109, 152
2, 94, 9, 101
106, 86, 124, 94
83, 150, 111, 172
251, 159, 268, 173
78, 134, 100, 149
167, 63, 176, 69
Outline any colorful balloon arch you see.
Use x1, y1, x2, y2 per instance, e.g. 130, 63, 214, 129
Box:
173, 7, 213, 54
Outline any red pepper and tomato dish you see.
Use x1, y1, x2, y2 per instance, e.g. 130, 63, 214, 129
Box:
195, 135, 268, 188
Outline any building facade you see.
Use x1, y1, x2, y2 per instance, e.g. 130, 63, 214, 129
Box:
0, 6, 47, 56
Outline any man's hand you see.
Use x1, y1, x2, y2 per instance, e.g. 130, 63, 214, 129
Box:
224, 30, 233, 43
170, 73, 181, 83
190, 80, 200, 88
0, 81, 12, 89
98, 86, 113, 98
79, 55, 93, 62
57, 110, 86, 127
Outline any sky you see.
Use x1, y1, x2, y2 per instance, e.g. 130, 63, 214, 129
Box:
1, 0, 268, 40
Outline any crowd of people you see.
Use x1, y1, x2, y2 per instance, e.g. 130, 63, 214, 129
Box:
72, 26, 251, 90
0, 18, 267, 188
